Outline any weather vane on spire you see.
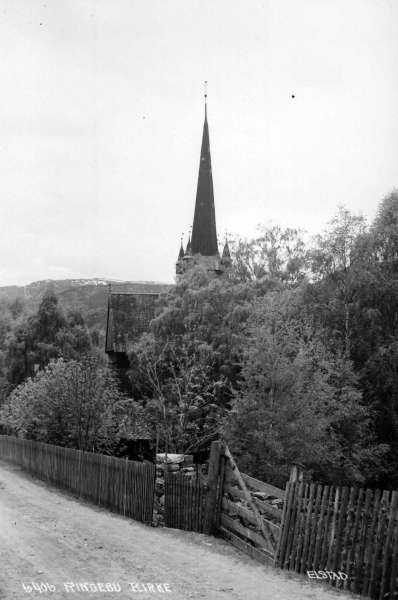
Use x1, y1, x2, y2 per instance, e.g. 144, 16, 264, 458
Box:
204, 80, 208, 102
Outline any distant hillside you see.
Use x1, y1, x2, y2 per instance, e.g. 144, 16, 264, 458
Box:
0, 278, 110, 304
0, 278, 172, 346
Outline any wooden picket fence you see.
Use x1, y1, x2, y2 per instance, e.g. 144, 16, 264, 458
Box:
164, 471, 206, 532
1, 435, 397, 599
0, 435, 155, 524
275, 477, 398, 600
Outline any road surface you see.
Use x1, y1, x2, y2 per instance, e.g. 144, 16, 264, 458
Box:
0, 460, 355, 600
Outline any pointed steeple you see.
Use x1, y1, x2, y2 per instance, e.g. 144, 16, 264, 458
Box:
185, 233, 192, 256
176, 233, 185, 260
176, 235, 185, 275
222, 239, 231, 259
221, 236, 232, 271
191, 86, 219, 257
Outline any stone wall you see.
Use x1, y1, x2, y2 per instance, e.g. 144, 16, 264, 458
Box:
152, 453, 203, 526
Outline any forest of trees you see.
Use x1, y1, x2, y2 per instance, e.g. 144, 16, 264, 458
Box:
1, 190, 398, 490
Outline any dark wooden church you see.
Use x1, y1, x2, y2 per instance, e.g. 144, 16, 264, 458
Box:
105, 93, 231, 375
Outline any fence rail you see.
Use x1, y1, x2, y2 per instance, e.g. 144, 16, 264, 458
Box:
0, 435, 155, 524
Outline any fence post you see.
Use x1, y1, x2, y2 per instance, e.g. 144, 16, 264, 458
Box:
123, 456, 128, 517
275, 465, 301, 567
215, 454, 226, 531
203, 440, 222, 535
289, 465, 305, 483
289, 465, 299, 483
78, 449, 82, 498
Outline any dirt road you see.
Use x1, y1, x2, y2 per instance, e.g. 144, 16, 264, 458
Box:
0, 460, 354, 600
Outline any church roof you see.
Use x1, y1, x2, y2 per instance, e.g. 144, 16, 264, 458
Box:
109, 282, 172, 295
105, 282, 173, 354
190, 103, 219, 257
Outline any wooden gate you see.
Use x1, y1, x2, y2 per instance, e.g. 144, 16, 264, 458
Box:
217, 445, 284, 564
162, 442, 284, 561
164, 471, 206, 532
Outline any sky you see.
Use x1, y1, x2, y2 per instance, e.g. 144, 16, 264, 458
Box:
0, 0, 397, 286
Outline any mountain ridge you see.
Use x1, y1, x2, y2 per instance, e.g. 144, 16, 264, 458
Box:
0, 278, 173, 344
0, 278, 172, 301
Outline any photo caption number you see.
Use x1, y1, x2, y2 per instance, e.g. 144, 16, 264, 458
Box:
22, 582, 56, 594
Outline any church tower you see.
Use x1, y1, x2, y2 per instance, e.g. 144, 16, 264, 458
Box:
176, 86, 230, 277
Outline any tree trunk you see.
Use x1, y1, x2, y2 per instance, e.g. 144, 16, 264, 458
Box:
344, 301, 350, 358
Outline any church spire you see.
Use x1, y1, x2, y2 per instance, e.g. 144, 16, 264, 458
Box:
185, 229, 192, 255
178, 241, 184, 260
222, 238, 231, 259
190, 83, 219, 257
